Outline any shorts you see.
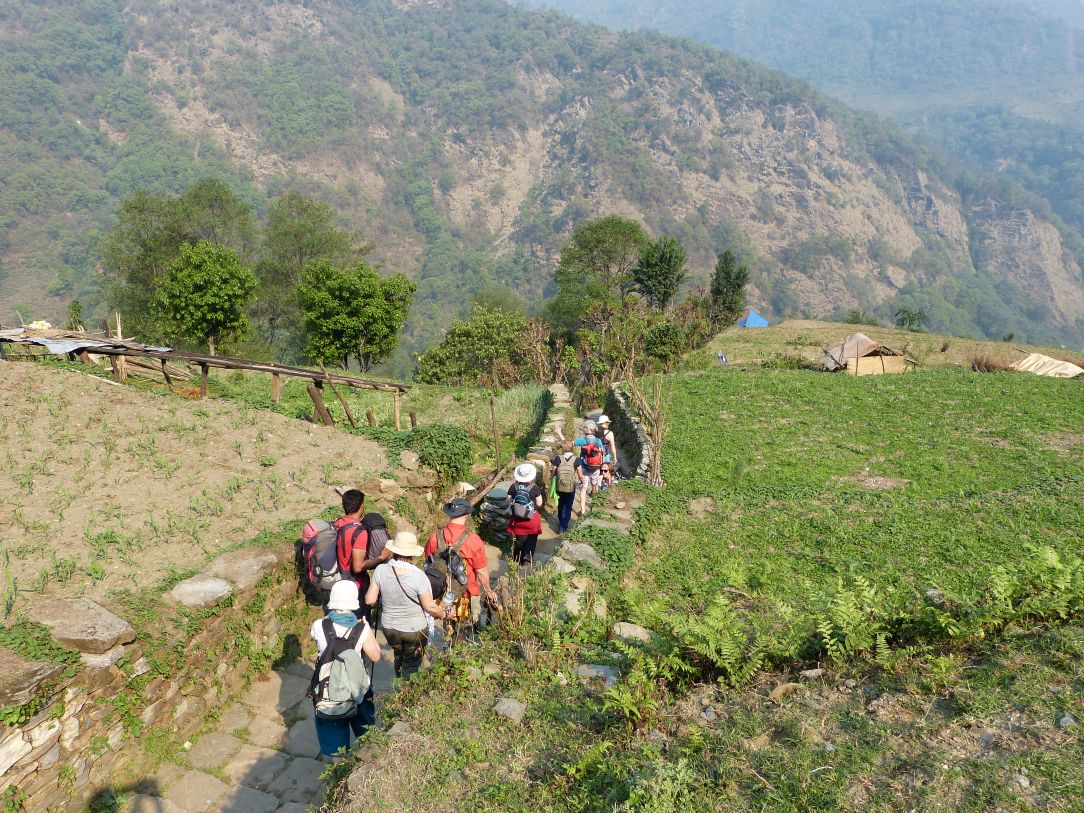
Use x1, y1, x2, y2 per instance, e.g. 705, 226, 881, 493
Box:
584, 469, 603, 489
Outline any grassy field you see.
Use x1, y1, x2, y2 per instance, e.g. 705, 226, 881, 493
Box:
701, 319, 1084, 370
326, 353, 1084, 813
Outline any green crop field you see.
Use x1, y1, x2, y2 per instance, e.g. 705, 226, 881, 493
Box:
636, 367, 1083, 607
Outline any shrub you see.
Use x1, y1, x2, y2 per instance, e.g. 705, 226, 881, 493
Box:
970, 353, 1013, 372
409, 424, 472, 484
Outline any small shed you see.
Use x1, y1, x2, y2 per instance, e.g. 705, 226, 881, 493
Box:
823, 332, 913, 376
737, 309, 769, 328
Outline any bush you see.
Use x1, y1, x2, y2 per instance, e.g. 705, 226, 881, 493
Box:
409, 424, 472, 484
970, 353, 1013, 372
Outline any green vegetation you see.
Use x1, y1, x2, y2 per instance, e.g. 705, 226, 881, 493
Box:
151, 240, 257, 355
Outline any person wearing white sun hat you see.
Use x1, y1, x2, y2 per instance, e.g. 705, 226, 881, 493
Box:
309, 580, 381, 758
507, 462, 543, 564
365, 531, 448, 679
596, 415, 618, 471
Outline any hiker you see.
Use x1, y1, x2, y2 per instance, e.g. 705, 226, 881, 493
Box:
596, 414, 618, 473
551, 441, 580, 533
335, 494, 392, 616
424, 498, 495, 629
309, 581, 381, 760
507, 463, 543, 564
600, 461, 615, 490
574, 423, 606, 511
365, 531, 450, 680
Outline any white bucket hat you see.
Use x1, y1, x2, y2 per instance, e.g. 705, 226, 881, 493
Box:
597, 414, 611, 426
327, 580, 360, 612
514, 462, 538, 483
386, 531, 424, 558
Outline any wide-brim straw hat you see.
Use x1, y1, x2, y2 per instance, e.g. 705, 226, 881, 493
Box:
327, 580, 360, 611
597, 414, 611, 426
514, 462, 538, 483
386, 531, 423, 558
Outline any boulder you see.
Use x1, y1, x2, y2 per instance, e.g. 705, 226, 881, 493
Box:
549, 556, 575, 574
561, 542, 606, 570
205, 549, 279, 591
26, 598, 135, 654
574, 664, 619, 689
379, 478, 405, 497
493, 698, 526, 724
165, 575, 232, 610
387, 721, 413, 737
80, 644, 126, 669
399, 450, 420, 470
612, 622, 653, 644
0, 649, 63, 706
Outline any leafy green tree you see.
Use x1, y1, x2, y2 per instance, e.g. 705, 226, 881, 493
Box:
297, 261, 415, 371
546, 215, 651, 335
633, 236, 687, 310
151, 241, 257, 355
254, 191, 369, 349
644, 320, 686, 370
414, 304, 530, 385
709, 250, 749, 327
101, 179, 255, 342
894, 307, 925, 332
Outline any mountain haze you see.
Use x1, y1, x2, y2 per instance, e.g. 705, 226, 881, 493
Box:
2, 0, 1084, 363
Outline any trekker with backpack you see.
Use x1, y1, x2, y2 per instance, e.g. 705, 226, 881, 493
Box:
424, 498, 495, 633
507, 463, 544, 563
596, 414, 618, 474
551, 441, 580, 533
308, 580, 381, 760
575, 426, 606, 511
349, 513, 393, 597
365, 531, 451, 680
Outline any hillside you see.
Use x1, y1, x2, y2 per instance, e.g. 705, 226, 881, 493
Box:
3, 0, 1084, 365
523, 0, 1084, 266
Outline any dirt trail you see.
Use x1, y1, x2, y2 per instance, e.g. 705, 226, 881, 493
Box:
0, 362, 385, 610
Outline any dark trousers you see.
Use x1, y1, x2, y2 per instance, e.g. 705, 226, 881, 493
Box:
513, 534, 538, 564
556, 491, 575, 532
382, 627, 427, 679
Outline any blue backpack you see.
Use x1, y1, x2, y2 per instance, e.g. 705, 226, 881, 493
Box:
511, 483, 536, 520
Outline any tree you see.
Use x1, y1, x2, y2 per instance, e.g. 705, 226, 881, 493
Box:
633, 236, 687, 310
101, 179, 255, 342
894, 307, 925, 332
414, 304, 531, 386
254, 191, 370, 350
151, 241, 257, 355
709, 250, 749, 327
545, 215, 651, 335
297, 261, 415, 371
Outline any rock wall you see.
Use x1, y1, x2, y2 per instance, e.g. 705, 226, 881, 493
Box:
1, 544, 314, 811
604, 384, 655, 483
525, 384, 568, 476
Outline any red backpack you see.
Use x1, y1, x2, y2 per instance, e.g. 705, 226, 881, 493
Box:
582, 437, 604, 469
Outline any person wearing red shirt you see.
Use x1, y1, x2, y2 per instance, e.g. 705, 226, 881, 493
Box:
507, 463, 543, 564
424, 498, 495, 625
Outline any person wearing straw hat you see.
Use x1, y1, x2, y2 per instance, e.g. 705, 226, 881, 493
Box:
507, 462, 543, 564
309, 581, 381, 759
365, 531, 449, 679
596, 414, 618, 473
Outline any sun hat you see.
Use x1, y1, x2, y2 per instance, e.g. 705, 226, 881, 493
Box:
597, 414, 611, 426
442, 498, 473, 518
386, 531, 423, 558
514, 462, 538, 484
327, 580, 360, 612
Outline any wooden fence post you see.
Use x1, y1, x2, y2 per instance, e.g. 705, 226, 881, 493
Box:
199, 363, 209, 398
393, 391, 402, 431
409, 410, 418, 430
160, 359, 173, 392
271, 373, 282, 404
490, 395, 500, 469
308, 382, 335, 426
366, 409, 376, 428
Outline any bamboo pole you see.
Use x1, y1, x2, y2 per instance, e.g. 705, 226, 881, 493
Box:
307, 382, 335, 426
319, 364, 358, 430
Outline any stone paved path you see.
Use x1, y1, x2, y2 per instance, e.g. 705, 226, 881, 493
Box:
127, 640, 396, 813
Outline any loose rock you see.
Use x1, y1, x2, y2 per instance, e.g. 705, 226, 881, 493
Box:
575, 664, 619, 689
166, 575, 233, 610
549, 556, 575, 574
0, 650, 63, 707
799, 668, 825, 680
205, 549, 278, 591
612, 622, 653, 644
388, 721, 413, 737
1056, 711, 1076, 730
1013, 773, 1031, 790
561, 542, 607, 570
26, 598, 136, 654
482, 663, 501, 677
399, 450, 420, 470
493, 697, 526, 724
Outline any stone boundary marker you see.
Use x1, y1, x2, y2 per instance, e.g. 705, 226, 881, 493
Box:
0, 543, 307, 811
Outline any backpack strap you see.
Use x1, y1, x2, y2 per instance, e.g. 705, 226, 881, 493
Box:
308, 617, 339, 699
391, 565, 424, 608
335, 521, 365, 568
447, 525, 472, 554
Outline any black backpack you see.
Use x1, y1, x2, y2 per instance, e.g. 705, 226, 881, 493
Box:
360, 513, 390, 560
424, 527, 471, 600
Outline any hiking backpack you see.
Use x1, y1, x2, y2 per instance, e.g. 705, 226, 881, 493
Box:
360, 513, 390, 561
424, 527, 471, 600
556, 453, 578, 493
582, 437, 604, 469
309, 618, 371, 720
510, 483, 537, 521
302, 520, 345, 592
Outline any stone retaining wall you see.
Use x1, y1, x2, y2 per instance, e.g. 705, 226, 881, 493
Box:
604, 384, 655, 482
525, 384, 570, 479
1, 543, 314, 811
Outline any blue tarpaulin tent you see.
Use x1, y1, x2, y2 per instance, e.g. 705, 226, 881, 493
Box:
737, 309, 768, 328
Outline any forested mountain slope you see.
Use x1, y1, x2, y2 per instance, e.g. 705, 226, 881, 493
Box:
2, 0, 1084, 360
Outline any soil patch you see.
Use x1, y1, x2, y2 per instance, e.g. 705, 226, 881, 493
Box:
1046, 432, 1084, 453
837, 475, 910, 490
688, 497, 716, 519
0, 363, 385, 609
